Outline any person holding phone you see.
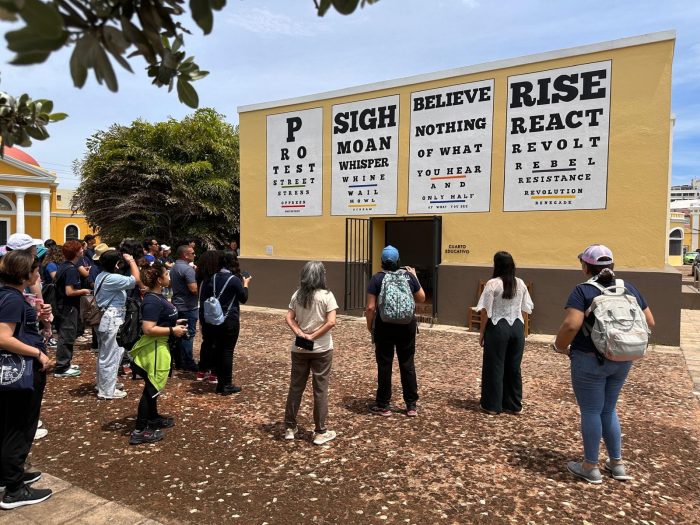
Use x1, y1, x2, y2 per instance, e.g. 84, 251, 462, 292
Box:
198, 250, 250, 395
284, 261, 338, 445
128, 262, 187, 445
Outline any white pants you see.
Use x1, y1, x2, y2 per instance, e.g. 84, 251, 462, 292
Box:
96, 307, 126, 397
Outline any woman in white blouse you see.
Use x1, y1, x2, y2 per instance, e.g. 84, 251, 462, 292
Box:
476, 252, 534, 415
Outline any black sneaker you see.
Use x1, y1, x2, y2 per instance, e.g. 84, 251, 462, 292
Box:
217, 385, 242, 396
129, 428, 163, 445
0, 485, 52, 509
23, 471, 41, 485
148, 416, 175, 429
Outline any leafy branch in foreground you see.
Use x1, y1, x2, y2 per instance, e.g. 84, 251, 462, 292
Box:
0, 88, 66, 158
0, 0, 221, 108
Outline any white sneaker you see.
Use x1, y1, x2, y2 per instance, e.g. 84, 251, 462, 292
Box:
37, 420, 43, 428
70, 364, 80, 370
312, 430, 336, 445
284, 427, 298, 440
94, 383, 125, 392
54, 368, 81, 378
97, 389, 127, 400
34, 428, 48, 440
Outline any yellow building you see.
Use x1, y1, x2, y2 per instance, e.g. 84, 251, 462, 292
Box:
238, 31, 680, 344
0, 146, 94, 244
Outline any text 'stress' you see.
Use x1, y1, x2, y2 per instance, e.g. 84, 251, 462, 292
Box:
331, 95, 399, 215
266, 108, 323, 216
408, 80, 494, 213
503, 61, 611, 211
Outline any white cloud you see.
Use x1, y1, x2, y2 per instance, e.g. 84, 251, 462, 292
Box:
227, 7, 315, 37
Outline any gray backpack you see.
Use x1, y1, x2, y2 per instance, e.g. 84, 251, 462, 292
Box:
203, 275, 234, 325
582, 279, 650, 361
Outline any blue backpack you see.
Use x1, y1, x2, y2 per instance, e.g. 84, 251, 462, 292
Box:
203, 275, 234, 325
378, 270, 415, 324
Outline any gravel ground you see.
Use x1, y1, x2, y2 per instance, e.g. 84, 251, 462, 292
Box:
30, 311, 700, 524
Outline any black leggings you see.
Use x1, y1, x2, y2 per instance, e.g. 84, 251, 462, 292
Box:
132, 363, 160, 430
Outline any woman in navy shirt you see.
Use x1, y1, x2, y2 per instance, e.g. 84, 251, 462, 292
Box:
128, 263, 187, 445
554, 244, 655, 484
0, 251, 53, 509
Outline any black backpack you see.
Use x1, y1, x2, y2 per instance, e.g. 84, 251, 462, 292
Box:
116, 297, 142, 350
41, 265, 69, 316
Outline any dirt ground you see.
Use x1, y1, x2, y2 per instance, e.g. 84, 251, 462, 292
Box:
30, 310, 700, 524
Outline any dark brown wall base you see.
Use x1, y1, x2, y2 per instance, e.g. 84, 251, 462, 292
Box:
438, 264, 681, 346
239, 258, 681, 346
239, 258, 347, 311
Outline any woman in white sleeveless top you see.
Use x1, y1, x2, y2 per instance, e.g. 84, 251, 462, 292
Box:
476, 251, 533, 415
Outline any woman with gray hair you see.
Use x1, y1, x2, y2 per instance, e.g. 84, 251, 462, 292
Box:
284, 261, 339, 445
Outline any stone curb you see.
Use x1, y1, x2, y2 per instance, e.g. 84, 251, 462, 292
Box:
0, 473, 175, 525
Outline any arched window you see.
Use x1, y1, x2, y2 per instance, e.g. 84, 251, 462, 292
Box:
669, 228, 683, 256
65, 224, 79, 241
0, 194, 15, 212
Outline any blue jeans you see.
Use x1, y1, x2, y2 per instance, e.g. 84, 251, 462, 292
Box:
175, 309, 198, 370
570, 350, 632, 463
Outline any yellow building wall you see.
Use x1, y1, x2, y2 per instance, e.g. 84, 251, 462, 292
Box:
50, 216, 92, 242
239, 36, 674, 270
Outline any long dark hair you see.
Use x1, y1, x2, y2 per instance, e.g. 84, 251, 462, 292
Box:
222, 250, 241, 279
492, 251, 517, 300
195, 250, 223, 284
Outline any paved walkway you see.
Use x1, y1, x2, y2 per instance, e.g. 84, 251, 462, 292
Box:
0, 473, 170, 525
2, 305, 696, 524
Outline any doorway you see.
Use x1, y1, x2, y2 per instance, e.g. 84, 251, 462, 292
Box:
0, 219, 7, 246
384, 217, 441, 322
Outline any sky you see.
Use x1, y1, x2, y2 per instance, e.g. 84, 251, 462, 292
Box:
0, 0, 699, 189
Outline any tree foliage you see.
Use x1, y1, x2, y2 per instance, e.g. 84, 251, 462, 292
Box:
0, 0, 380, 109
71, 108, 239, 247
0, 87, 66, 157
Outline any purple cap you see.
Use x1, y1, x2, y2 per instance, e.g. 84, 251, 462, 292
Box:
579, 244, 614, 265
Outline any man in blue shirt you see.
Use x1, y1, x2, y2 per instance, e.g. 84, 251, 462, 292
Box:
170, 245, 199, 371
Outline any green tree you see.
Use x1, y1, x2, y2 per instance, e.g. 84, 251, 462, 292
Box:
71, 108, 239, 247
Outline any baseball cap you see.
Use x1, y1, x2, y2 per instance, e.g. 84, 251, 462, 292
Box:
381, 245, 400, 263
6, 233, 35, 251
578, 244, 614, 265
160, 244, 171, 251
92, 242, 114, 260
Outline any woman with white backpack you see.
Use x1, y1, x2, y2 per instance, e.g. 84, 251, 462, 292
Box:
198, 250, 251, 396
554, 244, 655, 484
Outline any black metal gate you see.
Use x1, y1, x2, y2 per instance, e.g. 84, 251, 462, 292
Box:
344, 218, 372, 311
430, 215, 442, 321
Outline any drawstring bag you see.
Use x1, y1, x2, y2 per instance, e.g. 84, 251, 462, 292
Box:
0, 294, 34, 391
203, 275, 234, 325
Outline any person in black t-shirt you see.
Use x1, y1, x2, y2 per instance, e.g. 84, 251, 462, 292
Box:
364, 245, 425, 417
129, 263, 187, 445
197, 250, 250, 394
53, 240, 91, 377
0, 251, 53, 509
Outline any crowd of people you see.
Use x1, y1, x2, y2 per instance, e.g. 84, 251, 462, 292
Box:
0, 234, 654, 510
